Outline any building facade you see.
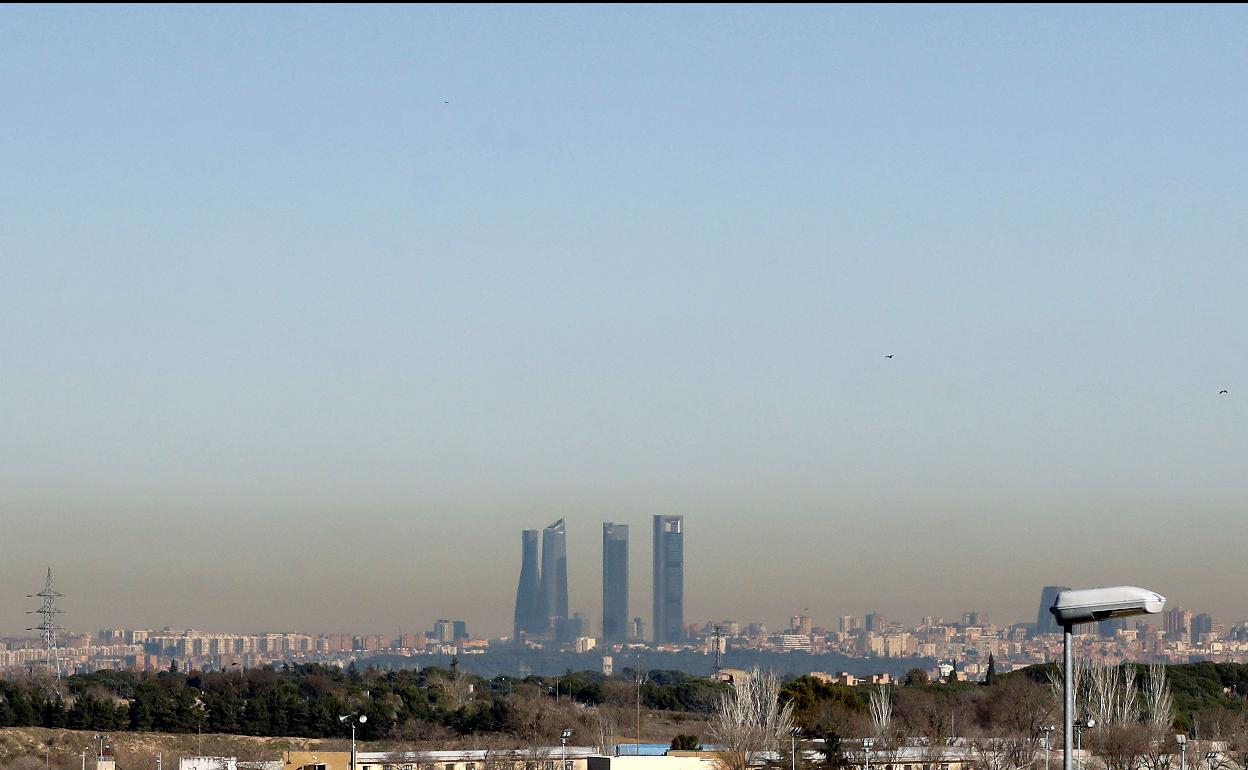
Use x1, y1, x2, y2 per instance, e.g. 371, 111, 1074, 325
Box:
602, 522, 629, 641
540, 519, 569, 634
1035, 586, 1071, 636
652, 514, 684, 644
513, 529, 542, 640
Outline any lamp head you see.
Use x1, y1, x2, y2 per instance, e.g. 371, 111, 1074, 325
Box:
1050, 587, 1165, 626
358, 715, 367, 724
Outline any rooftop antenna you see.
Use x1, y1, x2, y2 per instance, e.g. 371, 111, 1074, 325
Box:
26, 567, 65, 681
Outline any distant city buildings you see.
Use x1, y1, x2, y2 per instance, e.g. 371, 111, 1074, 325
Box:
1035, 585, 1070, 636
513, 529, 543, 640
540, 519, 569, 636
602, 522, 629, 641
652, 514, 685, 644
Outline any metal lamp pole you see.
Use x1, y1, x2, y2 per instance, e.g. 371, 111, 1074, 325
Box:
339, 714, 368, 770
1041, 726, 1055, 770
864, 738, 874, 770
561, 729, 573, 770
789, 728, 802, 770
1177, 735, 1188, 770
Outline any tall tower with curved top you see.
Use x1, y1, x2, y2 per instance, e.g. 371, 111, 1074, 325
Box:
513, 530, 541, 640
540, 518, 568, 633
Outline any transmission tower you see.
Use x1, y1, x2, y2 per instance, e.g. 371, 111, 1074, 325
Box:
27, 567, 65, 679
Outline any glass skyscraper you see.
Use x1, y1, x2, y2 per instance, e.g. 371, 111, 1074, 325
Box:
1035, 585, 1071, 636
602, 522, 629, 641
513, 529, 542, 640
540, 518, 569, 633
652, 514, 684, 644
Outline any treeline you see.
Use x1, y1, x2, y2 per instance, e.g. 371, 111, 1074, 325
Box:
779, 661, 1248, 746
1017, 661, 1248, 728
7, 661, 1248, 742
0, 664, 726, 739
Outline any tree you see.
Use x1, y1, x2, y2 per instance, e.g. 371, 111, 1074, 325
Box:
709, 668, 794, 770
817, 730, 850, 770
1144, 663, 1175, 734
869, 685, 891, 736
671, 734, 701, 751
904, 669, 930, 687
984, 655, 997, 686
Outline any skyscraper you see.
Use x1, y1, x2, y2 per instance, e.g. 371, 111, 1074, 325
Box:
513, 529, 542, 640
602, 523, 629, 641
652, 514, 684, 644
540, 518, 569, 633
1035, 586, 1071, 636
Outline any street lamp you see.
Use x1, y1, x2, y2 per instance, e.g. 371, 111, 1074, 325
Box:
339, 714, 368, 770
1176, 735, 1188, 770
863, 738, 875, 770
1041, 726, 1056, 770
561, 729, 573, 770
1072, 718, 1096, 769
789, 727, 802, 770
1050, 588, 1165, 770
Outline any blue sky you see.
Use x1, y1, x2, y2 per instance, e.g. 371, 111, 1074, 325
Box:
2, 5, 1246, 635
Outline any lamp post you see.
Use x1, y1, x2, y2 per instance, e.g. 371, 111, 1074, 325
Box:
1074, 720, 1095, 752
561, 729, 573, 770
93, 736, 107, 760
789, 727, 802, 770
864, 738, 875, 770
339, 713, 368, 770
1177, 734, 1188, 770
1050, 587, 1165, 770
1041, 726, 1056, 770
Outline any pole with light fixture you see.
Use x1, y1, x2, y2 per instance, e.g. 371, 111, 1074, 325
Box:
1041, 725, 1055, 770
339, 713, 368, 770
561, 729, 573, 770
1050, 588, 1166, 770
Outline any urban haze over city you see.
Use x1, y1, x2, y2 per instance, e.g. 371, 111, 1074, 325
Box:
4, 5, 1248, 758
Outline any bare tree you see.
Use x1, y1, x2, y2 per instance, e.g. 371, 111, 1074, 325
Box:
969, 730, 1037, 770
1089, 722, 1152, 770
593, 705, 623, 757
709, 668, 795, 770
869, 686, 892, 737
1143, 664, 1174, 735
1086, 663, 1140, 728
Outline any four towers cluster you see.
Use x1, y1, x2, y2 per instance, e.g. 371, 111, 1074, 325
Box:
514, 515, 684, 644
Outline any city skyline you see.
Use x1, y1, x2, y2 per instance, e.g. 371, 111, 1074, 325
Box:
0, 559, 1238, 643
3, 6, 1247, 637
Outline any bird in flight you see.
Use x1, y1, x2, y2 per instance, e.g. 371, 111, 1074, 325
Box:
885, 354, 894, 359
1220, 390, 1229, 395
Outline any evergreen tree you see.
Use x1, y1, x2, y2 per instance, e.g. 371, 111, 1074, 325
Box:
985, 654, 997, 686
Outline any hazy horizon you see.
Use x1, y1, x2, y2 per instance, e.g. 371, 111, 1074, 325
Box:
3, 6, 1246, 638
